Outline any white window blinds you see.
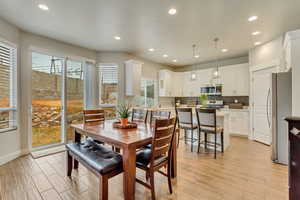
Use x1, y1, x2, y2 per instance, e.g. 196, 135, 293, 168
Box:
99, 65, 118, 84
0, 41, 17, 131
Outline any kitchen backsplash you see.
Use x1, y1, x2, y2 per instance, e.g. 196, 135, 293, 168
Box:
175, 96, 249, 106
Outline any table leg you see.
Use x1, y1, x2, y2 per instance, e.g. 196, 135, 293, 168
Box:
74, 129, 81, 169
171, 129, 178, 178
122, 147, 136, 200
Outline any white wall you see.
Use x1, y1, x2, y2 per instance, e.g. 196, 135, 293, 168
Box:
19, 31, 97, 152
285, 30, 300, 116
249, 37, 284, 69
0, 17, 99, 164
0, 18, 22, 165
174, 56, 249, 72
0, 17, 175, 165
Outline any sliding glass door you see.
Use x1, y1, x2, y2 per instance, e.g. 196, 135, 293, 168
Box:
66, 59, 84, 141
31, 52, 85, 148
31, 52, 64, 147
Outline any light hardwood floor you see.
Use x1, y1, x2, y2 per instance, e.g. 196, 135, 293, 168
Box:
0, 137, 288, 200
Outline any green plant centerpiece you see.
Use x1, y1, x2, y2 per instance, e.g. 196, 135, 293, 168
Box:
199, 94, 208, 107
117, 103, 131, 126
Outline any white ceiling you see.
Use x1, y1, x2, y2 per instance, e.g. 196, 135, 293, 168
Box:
0, 0, 300, 67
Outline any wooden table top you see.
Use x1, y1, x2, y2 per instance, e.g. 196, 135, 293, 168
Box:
71, 120, 153, 148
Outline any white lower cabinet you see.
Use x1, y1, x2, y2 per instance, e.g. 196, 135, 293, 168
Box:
227, 109, 249, 137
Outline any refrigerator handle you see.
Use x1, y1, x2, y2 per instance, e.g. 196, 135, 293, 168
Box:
266, 88, 271, 128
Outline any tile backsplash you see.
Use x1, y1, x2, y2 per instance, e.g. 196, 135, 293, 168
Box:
175, 96, 249, 106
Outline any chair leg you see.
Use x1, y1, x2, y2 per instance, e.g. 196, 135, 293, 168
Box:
74, 159, 79, 169
221, 131, 224, 153
214, 133, 217, 159
99, 175, 108, 200
167, 161, 173, 194
146, 170, 150, 182
150, 171, 156, 200
197, 129, 201, 153
204, 132, 207, 150
67, 152, 73, 177
191, 129, 194, 152
184, 129, 187, 144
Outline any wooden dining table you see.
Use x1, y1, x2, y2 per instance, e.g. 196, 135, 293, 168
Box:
71, 120, 177, 200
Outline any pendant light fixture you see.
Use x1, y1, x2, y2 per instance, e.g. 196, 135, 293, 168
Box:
212, 38, 221, 84
191, 44, 198, 81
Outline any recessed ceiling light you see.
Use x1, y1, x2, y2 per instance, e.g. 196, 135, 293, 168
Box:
163, 54, 168, 58
168, 8, 177, 15
194, 55, 200, 58
221, 49, 228, 52
248, 16, 258, 22
38, 4, 49, 11
172, 59, 177, 63
254, 42, 261, 46
252, 31, 261, 36
148, 48, 155, 52
114, 36, 121, 40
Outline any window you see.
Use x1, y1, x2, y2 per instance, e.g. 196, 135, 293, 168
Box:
99, 64, 118, 118
135, 79, 155, 107
0, 41, 17, 132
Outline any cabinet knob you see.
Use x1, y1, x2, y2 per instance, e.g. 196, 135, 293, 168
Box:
292, 161, 297, 167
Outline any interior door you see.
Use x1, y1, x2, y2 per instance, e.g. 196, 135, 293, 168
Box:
252, 67, 276, 145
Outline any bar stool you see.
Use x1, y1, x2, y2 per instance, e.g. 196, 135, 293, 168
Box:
195, 108, 224, 159
176, 108, 199, 152
149, 110, 171, 126
131, 108, 148, 123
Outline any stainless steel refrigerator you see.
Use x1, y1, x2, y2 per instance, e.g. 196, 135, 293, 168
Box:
271, 71, 292, 165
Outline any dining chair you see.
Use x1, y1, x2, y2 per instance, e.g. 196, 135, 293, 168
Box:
135, 117, 177, 200
176, 108, 199, 152
131, 108, 148, 123
149, 110, 171, 126
83, 109, 105, 145
195, 108, 224, 159
83, 109, 105, 125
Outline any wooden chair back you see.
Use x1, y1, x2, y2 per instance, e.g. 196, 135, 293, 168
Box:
131, 108, 148, 123
176, 108, 193, 128
195, 108, 217, 128
149, 110, 171, 125
83, 109, 105, 125
150, 117, 177, 167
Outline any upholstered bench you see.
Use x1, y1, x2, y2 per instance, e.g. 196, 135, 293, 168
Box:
66, 139, 123, 200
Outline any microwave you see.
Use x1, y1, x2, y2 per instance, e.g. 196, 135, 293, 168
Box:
200, 85, 222, 95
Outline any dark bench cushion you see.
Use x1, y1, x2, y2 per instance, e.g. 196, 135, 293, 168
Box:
66, 141, 122, 174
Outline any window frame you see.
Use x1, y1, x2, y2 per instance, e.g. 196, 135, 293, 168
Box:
98, 63, 119, 107
140, 78, 156, 107
0, 39, 18, 133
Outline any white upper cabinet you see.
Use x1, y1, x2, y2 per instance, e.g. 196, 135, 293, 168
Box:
158, 63, 249, 97
220, 63, 249, 96
125, 60, 143, 96
197, 68, 213, 87
172, 72, 183, 97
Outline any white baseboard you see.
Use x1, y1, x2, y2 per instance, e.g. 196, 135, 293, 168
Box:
0, 149, 29, 166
